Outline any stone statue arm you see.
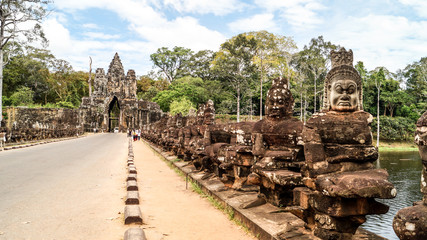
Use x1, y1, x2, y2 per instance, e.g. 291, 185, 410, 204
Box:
252, 132, 265, 157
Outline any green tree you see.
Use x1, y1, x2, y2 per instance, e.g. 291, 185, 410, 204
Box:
1, 0, 50, 124
10, 86, 33, 106
188, 49, 215, 80
150, 46, 193, 83
292, 36, 339, 114
169, 97, 195, 116
212, 33, 257, 122
247, 30, 297, 119
153, 76, 209, 112
369, 67, 387, 147
403, 57, 427, 113
3, 45, 51, 104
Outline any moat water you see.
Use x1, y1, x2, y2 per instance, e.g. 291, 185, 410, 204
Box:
361, 150, 422, 240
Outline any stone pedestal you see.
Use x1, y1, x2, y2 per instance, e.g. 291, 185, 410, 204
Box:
302, 111, 395, 239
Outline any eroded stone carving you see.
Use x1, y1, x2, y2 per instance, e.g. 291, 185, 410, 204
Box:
298, 48, 396, 240
393, 111, 427, 240
250, 77, 304, 206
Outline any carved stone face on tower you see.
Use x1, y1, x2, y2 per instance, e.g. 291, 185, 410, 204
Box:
330, 79, 359, 111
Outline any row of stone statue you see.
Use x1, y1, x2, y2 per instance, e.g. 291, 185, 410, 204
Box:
141, 48, 426, 240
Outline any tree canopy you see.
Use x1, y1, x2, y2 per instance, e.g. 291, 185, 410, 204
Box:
2, 28, 425, 142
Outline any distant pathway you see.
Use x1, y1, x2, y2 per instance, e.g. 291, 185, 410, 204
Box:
133, 140, 256, 240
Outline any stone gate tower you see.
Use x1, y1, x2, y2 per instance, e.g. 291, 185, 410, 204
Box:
79, 53, 162, 132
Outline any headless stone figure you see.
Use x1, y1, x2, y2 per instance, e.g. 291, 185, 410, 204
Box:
249, 77, 304, 206
393, 111, 427, 240
299, 48, 396, 240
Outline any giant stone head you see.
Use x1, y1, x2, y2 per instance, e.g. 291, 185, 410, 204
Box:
324, 48, 363, 112
265, 77, 293, 120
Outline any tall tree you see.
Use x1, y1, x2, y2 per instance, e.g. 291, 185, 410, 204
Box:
212, 34, 257, 122
292, 36, 338, 114
3, 45, 52, 104
370, 67, 386, 147
0, 0, 49, 124
247, 30, 297, 119
150, 46, 193, 83
187, 49, 215, 80
403, 57, 427, 112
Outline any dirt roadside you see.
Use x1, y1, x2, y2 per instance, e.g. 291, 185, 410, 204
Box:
133, 140, 257, 240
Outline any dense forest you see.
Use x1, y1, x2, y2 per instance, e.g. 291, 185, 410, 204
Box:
1, 31, 426, 142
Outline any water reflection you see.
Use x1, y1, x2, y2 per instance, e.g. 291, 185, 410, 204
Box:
362, 151, 422, 240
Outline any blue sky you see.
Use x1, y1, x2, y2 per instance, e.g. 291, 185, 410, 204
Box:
42, 0, 427, 76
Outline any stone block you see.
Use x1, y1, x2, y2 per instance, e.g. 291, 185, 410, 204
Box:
293, 187, 314, 209
127, 180, 138, 191
233, 152, 254, 166
305, 111, 373, 145
313, 228, 354, 240
127, 174, 137, 181
303, 143, 325, 163
315, 169, 396, 198
129, 167, 137, 174
309, 193, 389, 217
303, 161, 374, 177
258, 170, 302, 187
124, 206, 142, 224
314, 214, 365, 233
124, 228, 147, 240
127, 161, 134, 166
393, 204, 427, 240
125, 191, 139, 205
324, 145, 378, 163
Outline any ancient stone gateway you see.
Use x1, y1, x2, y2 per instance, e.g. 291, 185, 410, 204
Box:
80, 53, 163, 132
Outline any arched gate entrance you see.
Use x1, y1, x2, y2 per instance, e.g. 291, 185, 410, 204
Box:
108, 96, 120, 132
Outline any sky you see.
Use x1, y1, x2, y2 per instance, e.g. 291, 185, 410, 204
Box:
42, 0, 427, 76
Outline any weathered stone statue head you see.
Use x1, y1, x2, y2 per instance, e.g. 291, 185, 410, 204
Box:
203, 99, 215, 125
196, 104, 205, 125
265, 77, 293, 120
176, 112, 183, 128
323, 48, 363, 112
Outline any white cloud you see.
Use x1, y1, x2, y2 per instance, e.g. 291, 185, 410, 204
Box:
82, 23, 99, 29
228, 13, 279, 33
43, 16, 153, 74
51, 0, 107, 10
45, 0, 227, 74
43, 17, 73, 56
398, 0, 427, 17
254, 0, 326, 29
83, 32, 120, 40
325, 14, 427, 72
160, 0, 245, 16
133, 16, 226, 51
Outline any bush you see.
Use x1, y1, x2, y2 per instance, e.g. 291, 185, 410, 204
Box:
372, 116, 416, 141
10, 86, 34, 106
56, 101, 75, 108
2, 95, 11, 106
169, 98, 196, 116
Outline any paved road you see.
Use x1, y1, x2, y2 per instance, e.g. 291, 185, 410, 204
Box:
0, 133, 128, 239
